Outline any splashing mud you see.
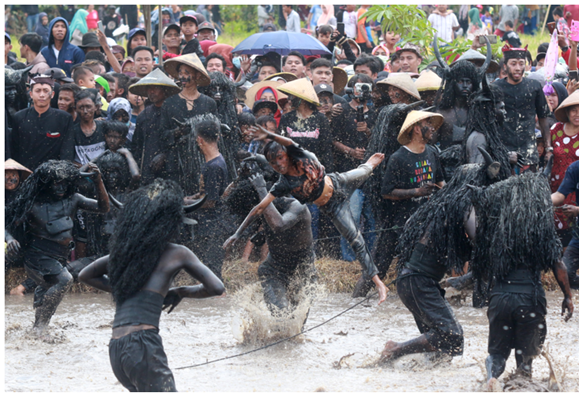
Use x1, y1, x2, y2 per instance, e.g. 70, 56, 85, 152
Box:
5, 291, 579, 391
231, 282, 327, 345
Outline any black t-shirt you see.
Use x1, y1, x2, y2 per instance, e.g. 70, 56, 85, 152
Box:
270, 142, 326, 204
197, 154, 229, 222
381, 145, 444, 220
72, 122, 106, 165
333, 104, 376, 172
279, 111, 334, 172
103, 14, 121, 38
502, 31, 522, 48
495, 78, 551, 166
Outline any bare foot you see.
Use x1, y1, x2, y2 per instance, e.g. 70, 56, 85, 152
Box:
366, 153, 385, 169
487, 377, 502, 392
378, 340, 398, 363
10, 284, 26, 296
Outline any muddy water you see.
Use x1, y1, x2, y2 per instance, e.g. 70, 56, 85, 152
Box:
5, 291, 579, 392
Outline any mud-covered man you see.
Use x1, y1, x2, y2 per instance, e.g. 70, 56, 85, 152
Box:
5, 160, 109, 339
226, 159, 316, 317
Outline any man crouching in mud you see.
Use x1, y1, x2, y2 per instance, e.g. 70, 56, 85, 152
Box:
226, 158, 316, 319
223, 125, 388, 305
79, 179, 224, 392
469, 172, 574, 392
5, 160, 109, 340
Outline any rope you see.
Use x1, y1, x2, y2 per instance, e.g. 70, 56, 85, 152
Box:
175, 282, 395, 370
314, 225, 401, 243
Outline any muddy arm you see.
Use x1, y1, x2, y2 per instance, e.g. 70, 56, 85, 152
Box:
552, 260, 574, 321
79, 255, 112, 293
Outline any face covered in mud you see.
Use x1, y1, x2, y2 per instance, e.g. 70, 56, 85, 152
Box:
495, 100, 506, 126
50, 180, 68, 200
178, 64, 197, 88
454, 77, 473, 98
5, 85, 17, 106
5, 170, 20, 191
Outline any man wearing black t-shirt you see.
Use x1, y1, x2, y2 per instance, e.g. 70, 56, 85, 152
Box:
186, 117, 230, 279
224, 124, 389, 305
495, 44, 552, 171
356, 111, 446, 297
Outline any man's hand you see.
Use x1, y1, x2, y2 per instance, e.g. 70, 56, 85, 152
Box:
162, 288, 183, 314
175, 122, 192, 139
249, 125, 270, 141
545, 150, 553, 162
6, 238, 20, 254
560, 204, 579, 218
365, 41, 372, 48
96, 28, 108, 47
416, 183, 439, 197
471, 34, 483, 50
223, 234, 240, 250
372, 275, 389, 305
350, 147, 366, 160
150, 153, 166, 173
558, 34, 568, 49
331, 104, 343, 118
249, 173, 267, 190
239, 55, 251, 73
562, 296, 574, 322
86, 162, 102, 182
567, 79, 579, 96
117, 147, 130, 156
356, 121, 368, 133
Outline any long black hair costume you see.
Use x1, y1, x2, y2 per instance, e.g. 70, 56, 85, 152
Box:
199, 71, 247, 180
462, 79, 512, 180
433, 35, 491, 180
6, 160, 82, 233
108, 179, 185, 305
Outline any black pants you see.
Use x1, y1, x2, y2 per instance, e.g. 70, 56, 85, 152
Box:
487, 291, 547, 359
562, 244, 579, 289
258, 251, 317, 314
109, 329, 176, 392
397, 273, 464, 356
191, 214, 230, 280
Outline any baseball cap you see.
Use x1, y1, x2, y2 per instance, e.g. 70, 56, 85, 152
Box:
180, 12, 198, 25
163, 23, 181, 36
197, 21, 215, 32
47, 67, 74, 83
314, 83, 333, 95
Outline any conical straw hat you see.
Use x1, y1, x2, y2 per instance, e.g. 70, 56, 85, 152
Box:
332, 67, 348, 95
398, 111, 444, 145
377, 73, 421, 100
128, 68, 181, 97
555, 91, 579, 123
415, 70, 442, 92
277, 78, 320, 106
264, 72, 298, 83
164, 53, 211, 87
245, 80, 287, 110
5, 159, 32, 181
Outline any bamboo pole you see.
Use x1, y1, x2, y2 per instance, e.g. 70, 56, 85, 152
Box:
143, 5, 152, 48
158, 5, 163, 67
541, 4, 552, 35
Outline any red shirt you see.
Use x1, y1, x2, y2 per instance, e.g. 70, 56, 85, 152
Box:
550, 122, 579, 230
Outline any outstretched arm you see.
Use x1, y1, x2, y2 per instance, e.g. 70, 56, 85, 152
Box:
250, 125, 294, 147
552, 260, 574, 321
79, 255, 112, 292
250, 174, 300, 233
223, 192, 276, 250
117, 148, 141, 187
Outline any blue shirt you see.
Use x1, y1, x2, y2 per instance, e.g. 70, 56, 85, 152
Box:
557, 160, 579, 248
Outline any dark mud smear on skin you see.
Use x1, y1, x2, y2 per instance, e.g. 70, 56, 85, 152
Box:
5, 292, 579, 392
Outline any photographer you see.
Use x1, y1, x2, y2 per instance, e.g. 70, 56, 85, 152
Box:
332, 74, 378, 262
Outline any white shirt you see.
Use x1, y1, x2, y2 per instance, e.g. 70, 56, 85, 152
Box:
343, 10, 357, 38
428, 12, 459, 42
286, 10, 301, 33
52, 46, 60, 60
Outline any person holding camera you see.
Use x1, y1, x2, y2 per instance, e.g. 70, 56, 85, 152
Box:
332, 74, 378, 263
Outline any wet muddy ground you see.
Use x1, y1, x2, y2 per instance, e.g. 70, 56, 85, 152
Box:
5, 290, 579, 392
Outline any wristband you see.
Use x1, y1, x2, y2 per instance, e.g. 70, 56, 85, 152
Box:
546, 147, 554, 152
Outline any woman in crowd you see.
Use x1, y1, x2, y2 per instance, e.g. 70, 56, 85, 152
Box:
69, 9, 89, 46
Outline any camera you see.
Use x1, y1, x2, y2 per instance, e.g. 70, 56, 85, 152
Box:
353, 83, 373, 103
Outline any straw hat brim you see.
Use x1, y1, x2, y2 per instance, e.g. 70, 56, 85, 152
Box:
264, 72, 298, 83
415, 71, 442, 92
164, 54, 211, 87
377, 74, 421, 100
451, 58, 500, 74
332, 67, 348, 95
245, 80, 287, 110
129, 82, 182, 98
5, 159, 32, 180
555, 91, 579, 123
277, 78, 321, 106
253, 100, 279, 114
398, 111, 444, 145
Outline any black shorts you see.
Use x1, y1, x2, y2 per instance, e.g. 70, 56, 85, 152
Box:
487, 292, 547, 359
24, 248, 68, 278
109, 329, 176, 392
397, 273, 464, 356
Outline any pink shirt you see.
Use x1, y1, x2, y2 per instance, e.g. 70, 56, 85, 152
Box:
86, 10, 99, 30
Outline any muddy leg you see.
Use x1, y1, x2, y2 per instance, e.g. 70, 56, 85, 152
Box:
486, 354, 507, 391
379, 335, 436, 363
33, 270, 73, 336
